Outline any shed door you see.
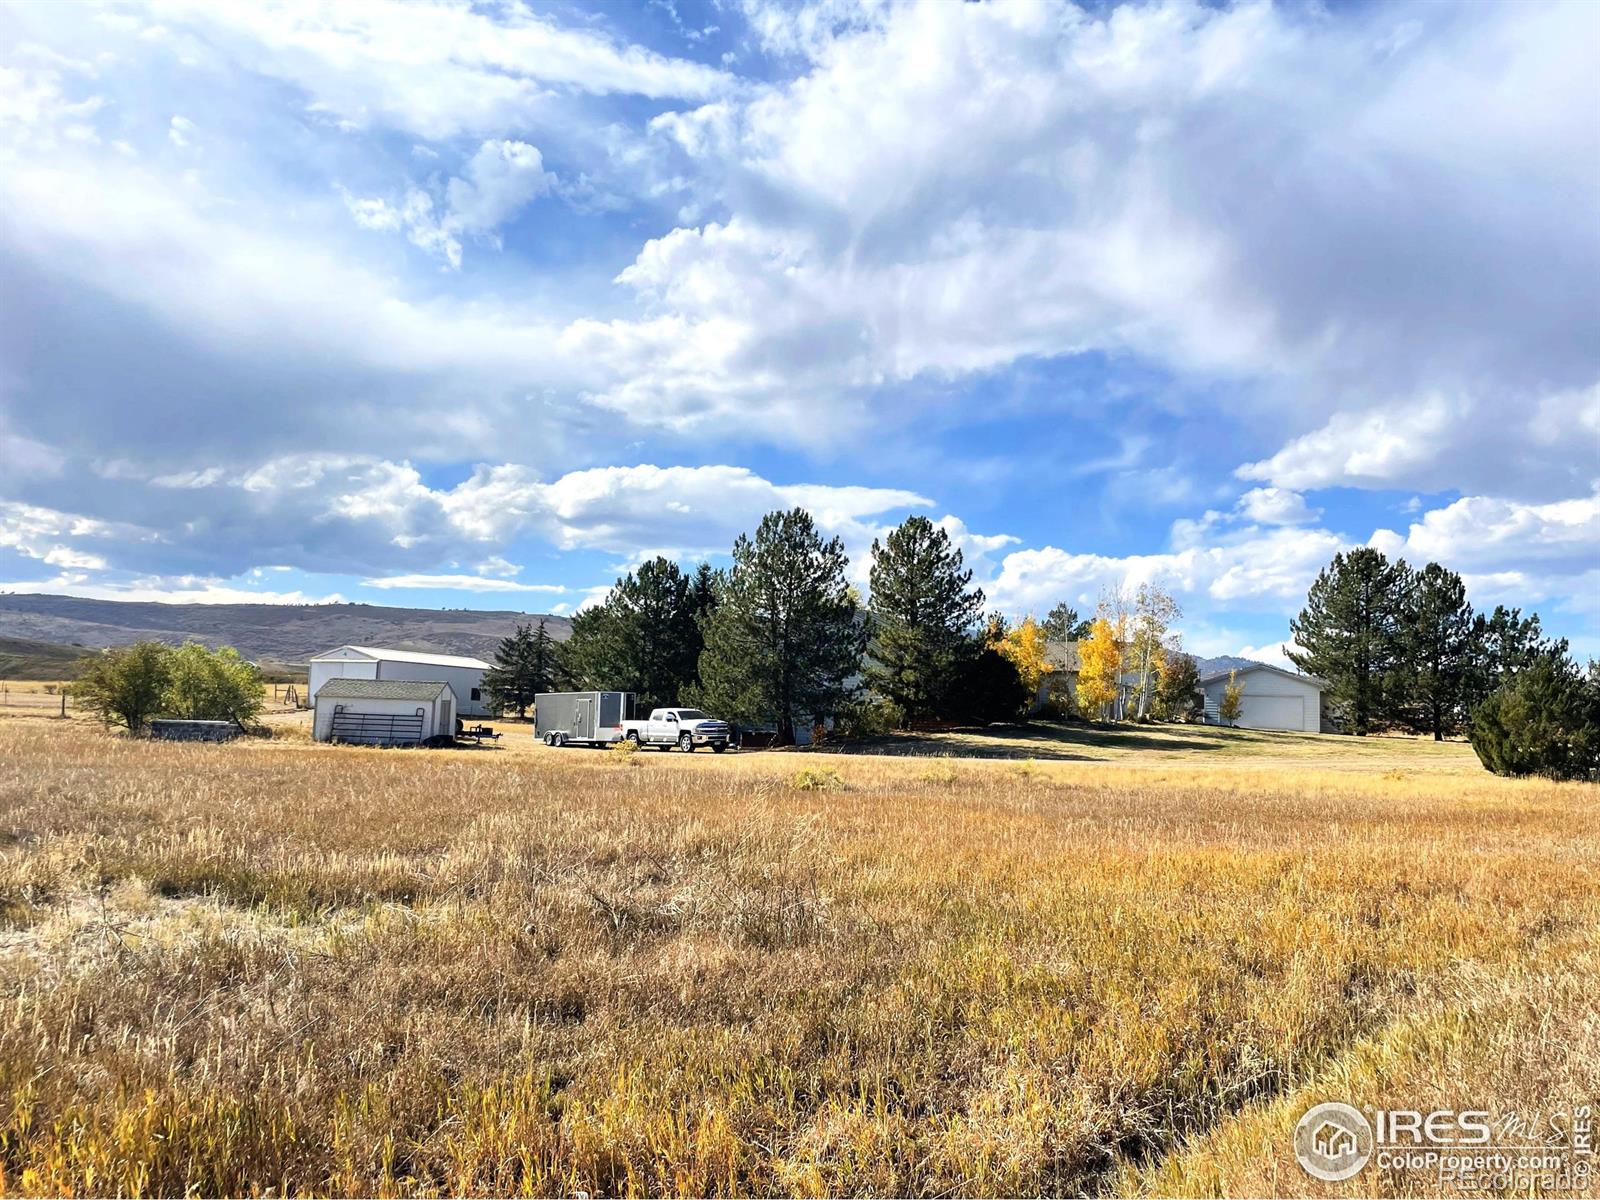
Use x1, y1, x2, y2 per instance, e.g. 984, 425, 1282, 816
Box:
1238, 694, 1304, 731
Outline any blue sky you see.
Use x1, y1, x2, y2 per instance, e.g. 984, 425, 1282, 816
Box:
1, 0, 1596, 664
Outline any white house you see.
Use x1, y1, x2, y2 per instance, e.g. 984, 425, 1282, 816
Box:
308, 645, 491, 716
1199, 664, 1327, 732
313, 679, 455, 745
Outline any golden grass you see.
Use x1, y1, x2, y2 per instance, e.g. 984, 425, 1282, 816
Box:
0, 720, 1595, 1197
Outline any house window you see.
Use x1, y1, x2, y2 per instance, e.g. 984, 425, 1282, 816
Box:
470, 687, 481, 701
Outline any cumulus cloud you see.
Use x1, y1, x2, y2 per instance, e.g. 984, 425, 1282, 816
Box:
982, 524, 1348, 619
343, 139, 556, 268
1235, 487, 1319, 527
1369, 491, 1600, 582
622, 0, 1600, 481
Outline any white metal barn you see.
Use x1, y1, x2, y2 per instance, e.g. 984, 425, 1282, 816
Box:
313, 679, 455, 745
308, 645, 492, 716
1200, 664, 1326, 732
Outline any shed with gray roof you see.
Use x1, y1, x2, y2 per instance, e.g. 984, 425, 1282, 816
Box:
313, 678, 456, 745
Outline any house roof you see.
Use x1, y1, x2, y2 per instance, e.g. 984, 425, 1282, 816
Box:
314, 679, 452, 702
310, 644, 490, 670
1046, 639, 1082, 671
1198, 662, 1327, 690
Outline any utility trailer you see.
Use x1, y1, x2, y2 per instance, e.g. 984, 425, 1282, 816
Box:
534, 690, 634, 747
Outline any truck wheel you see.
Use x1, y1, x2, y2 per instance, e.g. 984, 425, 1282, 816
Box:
679, 732, 693, 752
626, 731, 641, 746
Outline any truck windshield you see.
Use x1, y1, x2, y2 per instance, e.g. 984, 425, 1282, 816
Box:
674, 710, 708, 720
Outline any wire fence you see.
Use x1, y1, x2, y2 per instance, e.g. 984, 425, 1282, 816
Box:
0, 681, 308, 717
0, 684, 71, 717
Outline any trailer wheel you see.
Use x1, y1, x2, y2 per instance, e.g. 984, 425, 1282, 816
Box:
678, 732, 693, 752
556, 732, 568, 748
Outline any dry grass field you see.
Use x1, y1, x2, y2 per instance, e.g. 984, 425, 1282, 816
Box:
0, 718, 1595, 1197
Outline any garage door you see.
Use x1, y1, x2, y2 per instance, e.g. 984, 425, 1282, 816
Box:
1237, 694, 1305, 731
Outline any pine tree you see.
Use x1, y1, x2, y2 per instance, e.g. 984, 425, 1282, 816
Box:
1288, 548, 1411, 735
1043, 603, 1092, 643
1397, 562, 1474, 740
864, 516, 984, 725
1463, 606, 1567, 715
1470, 654, 1599, 781
481, 621, 558, 719
694, 508, 865, 743
559, 559, 702, 711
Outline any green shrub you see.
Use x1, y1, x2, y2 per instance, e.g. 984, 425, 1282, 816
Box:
1469, 657, 1598, 781
834, 698, 904, 738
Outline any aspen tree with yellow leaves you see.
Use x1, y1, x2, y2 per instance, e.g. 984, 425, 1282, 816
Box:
998, 615, 1052, 698
1076, 615, 1124, 721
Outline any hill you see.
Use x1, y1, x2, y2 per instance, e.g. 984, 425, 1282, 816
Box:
0, 594, 571, 669
0, 635, 95, 680
1194, 654, 1271, 677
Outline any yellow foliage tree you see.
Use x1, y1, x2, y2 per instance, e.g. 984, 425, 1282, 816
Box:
1076, 615, 1123, 721
1219, 669, 1245, 727
998, 615, 1052, 696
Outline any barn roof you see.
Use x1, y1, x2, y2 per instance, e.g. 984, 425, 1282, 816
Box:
314, 679, 452, 702
310, 644, 490, 670
1198, 662, 1327, 689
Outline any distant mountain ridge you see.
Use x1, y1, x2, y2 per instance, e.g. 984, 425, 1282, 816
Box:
0, 594, 572, 668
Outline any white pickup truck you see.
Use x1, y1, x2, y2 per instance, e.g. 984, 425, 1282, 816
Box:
621, 708, 732, 753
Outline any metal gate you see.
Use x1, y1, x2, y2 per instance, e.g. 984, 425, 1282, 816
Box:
330, 708, 426, 745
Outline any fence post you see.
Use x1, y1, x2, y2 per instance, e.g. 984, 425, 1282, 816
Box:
60, 691, 67, 719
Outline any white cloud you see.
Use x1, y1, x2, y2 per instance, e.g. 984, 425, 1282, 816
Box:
439, 462, 932, 565
361, 573, 567, 593
342, 139, 556, 268
0, 500, 132, 568
983, 524, 1347, 620
166, 114, 194, 147
1369, 491, 1600, 580
135, 0, 733, 139
0, 575, 344, 605
1235, 487, 1318, 527
475, 555, 520, 578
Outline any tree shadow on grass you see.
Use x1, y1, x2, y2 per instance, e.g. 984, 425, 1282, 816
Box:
822, 720, 1237, 761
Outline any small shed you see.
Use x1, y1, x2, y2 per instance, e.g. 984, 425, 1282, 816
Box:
307, 646, 492, 716
313, 679, 455, 746
1199, 664, 1326, 732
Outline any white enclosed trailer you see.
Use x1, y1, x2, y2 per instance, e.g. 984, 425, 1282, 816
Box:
308, 645, 491, 716
313, 678, 456, 745
535, 691, 634, 746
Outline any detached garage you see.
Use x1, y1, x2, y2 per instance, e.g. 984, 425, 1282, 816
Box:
313, 679, 456, 746
308, 646, 492, 716
1200, 664, 1326, 733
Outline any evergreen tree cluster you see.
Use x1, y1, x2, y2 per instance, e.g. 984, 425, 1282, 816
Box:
1288, 547, 1588, 772
489, 509, 1027, 741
